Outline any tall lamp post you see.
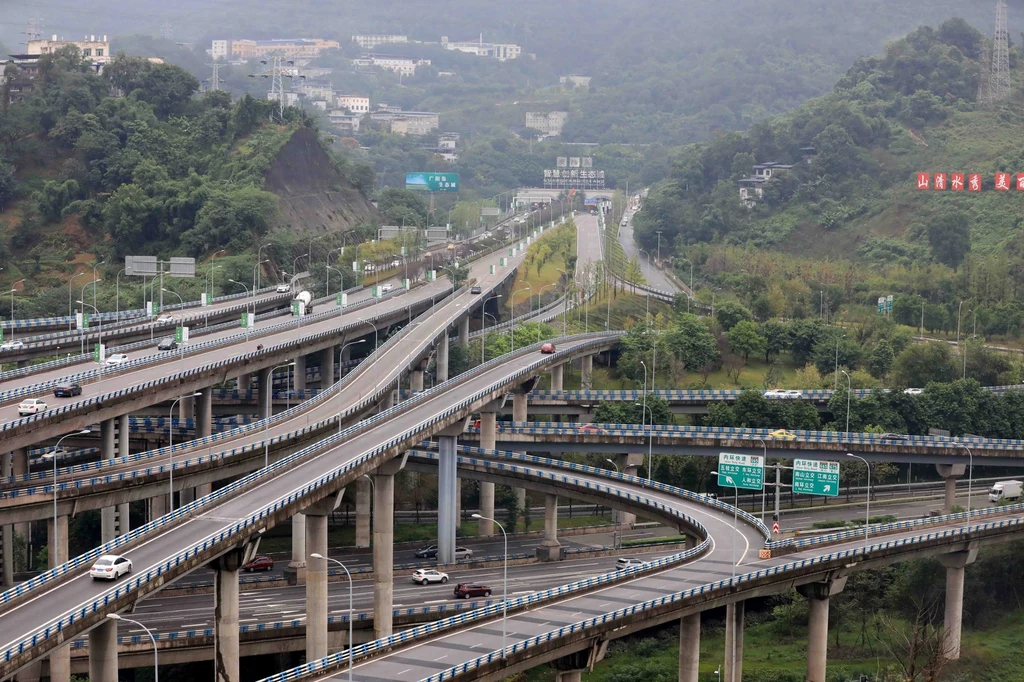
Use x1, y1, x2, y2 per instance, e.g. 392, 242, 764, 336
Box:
7, 279, 24, 343
510, 285, 531, 352
256, 243, 273, 291
471, 513, 508, 657
161, 288, 186, 373
228, 280, 253, 339
956, 442, 974, 511
709, 471, 739, 577
68, 272, 87, 330
44, 430, 92, 544
606, 458, 623, 548
264, 363, 295, 467
336, 341, 365, 433
252, 259, 270, 302
310, 553, 353, 682
91, 260, 105, 313
481, 295, 502, 364
168, 392, 202, 511
106, 614, 158, 681
846, 453, 871, 551
840, 369, 852, 433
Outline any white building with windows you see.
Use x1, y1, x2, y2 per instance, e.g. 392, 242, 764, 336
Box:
27, 35, 110, 71
440, 36, 521, 60
352, 35, 408, 49
525, 111, 569, 136
352, 55, 430, 76
336, 95, 370, 113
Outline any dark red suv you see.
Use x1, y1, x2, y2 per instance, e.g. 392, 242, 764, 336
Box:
454, 583, 492, 598
242, 556, 274, 572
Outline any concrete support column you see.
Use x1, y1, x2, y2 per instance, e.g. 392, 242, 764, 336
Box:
284, 514, 306, 585
679, 613, 701, 682
178, 395, 194, 422
149, 493, 168, 522
478, 411, 497, 535
438, 435, 458, 565
48, 516, 71, 682
88, 618, 118, 682
305, 513, 329, 660
581, 354, 594, 390
11, 449, 29, 569
118, 413, 130, 458
319, 346, 336, 389
117, 502, 130, 537
616, 453, 644, 527
212, 552, 242, 682
101, 506, 116, 544
512, 390, 528, 508
197, 386, 213, 438
101, 418, 115, 460
237, 372, 250, 392
410, 366, 424, 393
257, 367, 272, 418
373, 468, 396, 639
355, 477, 371, 548
724, 601, 744, 682
437, 332, 450, 383
550, 363, 564, 391
293, 354, 307, 393
798, 577, 846, 682
555, 673, 582, 682
2, 524, 12, 588
341, 344, 352, 362
936, 464, 966, 512
940, 550, 977, 660
537, 493, 562, 561
458, 317, 470, 347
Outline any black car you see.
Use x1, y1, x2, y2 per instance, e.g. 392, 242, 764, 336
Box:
53, 382, 83, 398
157, 336, 178, 351
414, 544, 438, 559
470, 286, 482, 294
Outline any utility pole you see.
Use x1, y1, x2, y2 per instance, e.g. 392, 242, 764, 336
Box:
979, 1, 1010, 107
206, 62, 223, 92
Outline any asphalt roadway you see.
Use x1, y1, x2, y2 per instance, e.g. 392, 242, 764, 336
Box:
617, 208, 681, 294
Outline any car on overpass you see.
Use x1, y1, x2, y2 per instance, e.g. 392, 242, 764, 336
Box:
412, 568, 449, 585
454, 583, 492, 598
17, 398, 47, 416
89, 554, 132, 580
105, 353, 129, 366
53, 382, 83, 398
615, 557, 645, 570
764, 389, 804, 399
276, 283, 291, 293
157, 336, 178, 351
769, 429, 798, 441
0, 340, 25, 351
470, 285, 482, 294
540, 342, 556, 354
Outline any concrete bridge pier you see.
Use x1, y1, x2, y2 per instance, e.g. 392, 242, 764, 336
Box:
305, 492, 344, 661
178, 394, 194, 422
212, 549, 247, 682
355, 477, 371, 547
319, 346, 336, 389
438, 435, 459, 565
374, 455, 407, 639
11, 449, 30, 571
549, 640, 608, 682
512, 389, 529, 510
550, 363, 564, 391
678, 613, 701, 682
293, 354, 307, 393
458, 317, 470, 347
118, 413, 129, 456
148, 494, 168, 523
724, 601, 744, 682
537, 493, 563, 561
410, 360, 426, 393
48, 514, 71, 682
581, 354, 594, 390
936, 464, 967, 512
237, 372, 250, 392
940, 548, 978, 660
2, 451, 13, 586
437, 332, 450, 383
88, 617, 117, 682
341, 343, 352, 363
257, 367, 272, 418
615, 453, 644, 527
478, 410, 497, 535
284, 514, 306, 586
798, 577, 847, 682
101, 418, 115, 459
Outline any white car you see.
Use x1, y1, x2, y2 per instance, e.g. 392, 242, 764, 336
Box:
764, 389, 804, 399
390, 259, 401, 268
17, 398, 47, 416
89, 554, 132, 580
105, 353, 129, 366
380, 283, 394, 293
454, 546, 473, 560
412, 569, 449, 585
276, 284, 291, 293
903, 388, 924, 395
0, 340, 25, 351
616, 557, 645, 570
156, 314, 176, 324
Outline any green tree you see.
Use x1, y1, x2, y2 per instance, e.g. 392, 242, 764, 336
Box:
664, 314, 720, 379
869, 340, 896, 379
891, 342, 956, 388
727, 320, 766, 362
446, 262, 470, 289
927, 210, 970, 270
714, 300, 753, 331
811, 335, 861, 377
594, 395, 672, 425
760, 320, 789, 364
788, 319, 826, 365
0, 157, 16, 211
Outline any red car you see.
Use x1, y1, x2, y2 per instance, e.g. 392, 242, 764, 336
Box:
454, 583, 492, 598
577, 424, 607, 434
242, 556, 274, 572
540, 342, 556, 354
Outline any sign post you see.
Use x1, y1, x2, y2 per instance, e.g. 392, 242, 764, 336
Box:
793, 459, 840, 497
406, 172, 460, 192
336, 292, 348, 308
716, 453, 764, 491
93, 342, 105, 364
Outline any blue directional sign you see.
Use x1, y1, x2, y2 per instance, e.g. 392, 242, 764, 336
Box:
793, 459, 840, 497
717, 452, 764, 491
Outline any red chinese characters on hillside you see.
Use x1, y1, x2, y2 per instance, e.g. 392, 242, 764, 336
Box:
917, 173, 1023, 191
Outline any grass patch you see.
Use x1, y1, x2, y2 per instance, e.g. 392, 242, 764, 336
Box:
508, 224, 575, 314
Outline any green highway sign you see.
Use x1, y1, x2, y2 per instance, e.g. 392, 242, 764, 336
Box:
717, 453, 764, 491
793, 459, 840, 497
406, 172, 460, 192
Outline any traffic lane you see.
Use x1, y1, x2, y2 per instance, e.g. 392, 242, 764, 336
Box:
779, 492, 974, 531
618, 211, 679, 293
0, 252, 536, 649
575, 213, 604, 268
32, 249, 521, 486
0, 279, 393, 398
126, 553, 661, 635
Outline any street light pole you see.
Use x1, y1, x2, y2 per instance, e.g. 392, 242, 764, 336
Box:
510, 285, 531, 352
8, 279, 24, 342
471, 514, 508, 657
482, 295, 502, 364
605, 459, 622, 548
336, 342, 365, 433
162, 288, 186, 373
256, 243, 273, 291
310, 554, 353, 682
265, 362, 295, 467
228, 280, 252, 339
709, 471, 739, 577
106, 614, 158, 682
956, 442, 974, 511
68, 272, 87, 331
169, 393, 202, 510
846, 453, 871, 551
840, 369, 851, 433
45, 430, 91, 544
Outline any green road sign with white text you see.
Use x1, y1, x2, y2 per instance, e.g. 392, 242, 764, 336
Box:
793, 459, 840, 497
717, 452, 764, 491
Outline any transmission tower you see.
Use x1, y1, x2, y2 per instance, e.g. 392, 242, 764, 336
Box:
248, 56, 286, 121
205, 62, 223, 91
980, 1, 1011, 107
21, 18, 42, 48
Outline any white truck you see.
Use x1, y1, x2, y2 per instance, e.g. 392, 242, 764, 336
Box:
293, 290, 314, 315
989, 480, 1023, 503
